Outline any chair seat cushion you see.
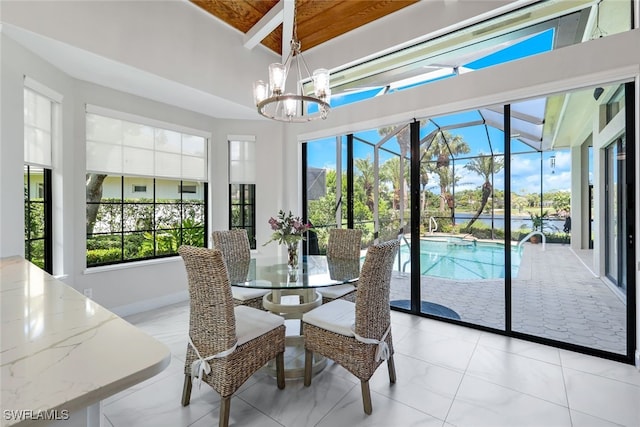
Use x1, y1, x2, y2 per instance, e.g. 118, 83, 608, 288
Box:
317, 284, 356, 299
302, 299, 355, 337
232, 285, 270, 301
234, 305, 284, 346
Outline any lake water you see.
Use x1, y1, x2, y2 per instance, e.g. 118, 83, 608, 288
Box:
442, 213, 566, 233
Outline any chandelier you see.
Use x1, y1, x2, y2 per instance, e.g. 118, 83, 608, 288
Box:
253, 18, 331, 122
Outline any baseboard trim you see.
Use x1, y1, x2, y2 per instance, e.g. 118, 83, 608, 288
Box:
110, 290, 188, 317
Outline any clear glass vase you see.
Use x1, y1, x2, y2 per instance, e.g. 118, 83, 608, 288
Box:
287, 243, 299, 270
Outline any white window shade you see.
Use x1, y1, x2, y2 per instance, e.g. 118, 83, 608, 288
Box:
24, 88, 52, 167
85, 107, 208, 181
229, 139, 255, 184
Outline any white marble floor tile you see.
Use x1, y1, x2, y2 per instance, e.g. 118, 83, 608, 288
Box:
188, 398, 283, 427
563, 366, 640, 427
394, 328, 477, 371
465, 344, 567, 406
408, 316, 482, 343
569, 410, 627, 427
115, 302, 636, 427
238, 373, 355, 427
316, 385, 443, 427
103, 365, 220, 427
368, 353, 463, 421
446, 375, 572, 427
559, 349, 640, 387
477, 331, 561, 365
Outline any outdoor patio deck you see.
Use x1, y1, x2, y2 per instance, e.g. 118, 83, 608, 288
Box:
389, 242, 627, 355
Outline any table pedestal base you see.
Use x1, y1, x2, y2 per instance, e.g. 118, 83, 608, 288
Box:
262, 290, 326, 379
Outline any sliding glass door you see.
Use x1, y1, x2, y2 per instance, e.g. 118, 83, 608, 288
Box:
302, 81, 635, 363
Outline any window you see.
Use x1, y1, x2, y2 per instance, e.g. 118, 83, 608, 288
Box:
306, 0, 632, 110
24, 82, 59, 273
24, 166, 52, 272
85, 106, 209, 266
229, 137, 256, 249
178, 184, 197, 194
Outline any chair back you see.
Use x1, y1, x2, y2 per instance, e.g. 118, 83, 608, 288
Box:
179, 245, 237, 357
212, 229, 251, 262
354, 239, 399, 339
212, 229, 251, 283
327, 228, 362, 259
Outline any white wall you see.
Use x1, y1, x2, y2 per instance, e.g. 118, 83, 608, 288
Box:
0, 32, 285, 312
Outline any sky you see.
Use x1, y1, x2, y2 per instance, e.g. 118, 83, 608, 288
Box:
305, 27, 576, 196
307, 137, 572, 197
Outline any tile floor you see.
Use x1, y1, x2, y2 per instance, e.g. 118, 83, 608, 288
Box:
389, 243, 627, 354
102, 300, 640, 427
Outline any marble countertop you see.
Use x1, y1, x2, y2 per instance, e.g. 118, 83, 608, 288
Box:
0, 257, 171, 426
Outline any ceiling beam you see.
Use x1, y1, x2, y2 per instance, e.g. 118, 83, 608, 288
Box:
243, 1, 284, 50
282, 0, 294, 62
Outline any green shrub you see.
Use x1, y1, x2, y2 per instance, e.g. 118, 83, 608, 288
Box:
86, 248, 121, 264
460, 221, 505, 239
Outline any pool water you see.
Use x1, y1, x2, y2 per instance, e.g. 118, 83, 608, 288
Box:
398, 238, 522, 280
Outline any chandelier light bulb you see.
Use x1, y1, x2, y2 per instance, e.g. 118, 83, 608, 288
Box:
253, 80, 268, 106
269, 63, 287, 96
312, 68, 330, 98
284, 96, 297, 117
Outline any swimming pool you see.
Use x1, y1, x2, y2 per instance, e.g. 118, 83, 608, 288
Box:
398, 237, 522, 280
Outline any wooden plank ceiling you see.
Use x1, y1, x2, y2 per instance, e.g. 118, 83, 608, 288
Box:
191, 0, 419, 55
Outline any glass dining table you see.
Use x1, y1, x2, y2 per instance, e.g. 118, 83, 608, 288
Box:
228, 254, 361, 378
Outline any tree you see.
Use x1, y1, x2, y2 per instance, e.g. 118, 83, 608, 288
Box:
378, 124, 411, 218
464, 154, 504, 228
354, 157, 375, 213
422, 131, 470, 212
86, 173, 108, 235
380, 157, 402, 210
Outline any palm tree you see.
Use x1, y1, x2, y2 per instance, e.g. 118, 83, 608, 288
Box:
463, 154, 504, 228
380, 157, 401, 210
378, 124, 411, 212
422, 131, 470, 212
354, 157, 375, 213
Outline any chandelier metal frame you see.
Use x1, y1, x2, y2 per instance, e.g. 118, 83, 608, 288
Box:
253, 20, 330, 123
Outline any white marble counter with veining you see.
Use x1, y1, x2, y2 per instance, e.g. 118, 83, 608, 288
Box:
0, 257, 171, 427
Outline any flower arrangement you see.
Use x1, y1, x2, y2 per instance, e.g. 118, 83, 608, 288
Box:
264, 210, 312, 269
264, 210, 312, 246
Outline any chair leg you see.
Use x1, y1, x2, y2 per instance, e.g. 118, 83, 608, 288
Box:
361, 380, 372, 415
387, 355, 397, 384
304, 349, 313, 386
219, 396, 231, 427
276, 352, 285, 389
181, 374, 192, 406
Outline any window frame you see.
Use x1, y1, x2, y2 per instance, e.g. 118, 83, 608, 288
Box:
85, 107, 210, 267
24, 165, 53, 273
86, 177, 208, 267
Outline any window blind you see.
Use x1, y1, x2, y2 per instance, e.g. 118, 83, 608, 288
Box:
85, 105, 209, 181
229, 137, 255, 184
24, 88, 53, 167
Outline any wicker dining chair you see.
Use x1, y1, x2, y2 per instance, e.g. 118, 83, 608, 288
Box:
302, 239, 399, 415
178, 246, 285, 427
318, 228, 362, 304
212, 229, 269, 310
